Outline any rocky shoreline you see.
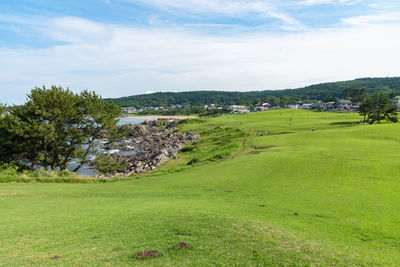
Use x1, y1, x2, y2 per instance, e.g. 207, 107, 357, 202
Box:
96, 120, 199, 178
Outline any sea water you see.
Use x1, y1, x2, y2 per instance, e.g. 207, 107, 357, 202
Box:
71, 117, 155, 176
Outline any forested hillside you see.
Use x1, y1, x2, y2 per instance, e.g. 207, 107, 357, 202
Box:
108, 77, 400, 107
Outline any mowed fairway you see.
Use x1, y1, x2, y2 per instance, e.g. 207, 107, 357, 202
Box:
1, 110, 400, 266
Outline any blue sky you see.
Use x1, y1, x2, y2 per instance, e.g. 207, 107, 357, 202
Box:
1, 0, 400, 104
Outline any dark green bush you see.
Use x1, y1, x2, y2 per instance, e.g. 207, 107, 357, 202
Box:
187, 158, 201, 165
94, 154, 127, 174
180, 146, 196, 153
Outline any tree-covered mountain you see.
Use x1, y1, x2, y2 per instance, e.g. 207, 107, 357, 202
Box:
108, 77, 400, 107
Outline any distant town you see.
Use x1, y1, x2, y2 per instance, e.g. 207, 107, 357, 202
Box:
122, 96, 400, 115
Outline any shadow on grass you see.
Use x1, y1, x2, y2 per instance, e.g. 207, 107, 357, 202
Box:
329, 121, 360, 127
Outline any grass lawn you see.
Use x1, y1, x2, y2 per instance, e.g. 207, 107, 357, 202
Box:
1, 110, 400, 266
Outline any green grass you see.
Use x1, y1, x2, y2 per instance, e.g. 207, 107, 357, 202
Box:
0, 164, 110, 183
1, 110, 400, 266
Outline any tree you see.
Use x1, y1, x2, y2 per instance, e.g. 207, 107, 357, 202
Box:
323, 95, 336, 102
358, 97, 373, 122
343, 87, 366, 103
0, 86, 122, 171
359, 94, 398, 124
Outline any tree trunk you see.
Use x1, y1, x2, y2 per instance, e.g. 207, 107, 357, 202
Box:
72, 142, 94, 172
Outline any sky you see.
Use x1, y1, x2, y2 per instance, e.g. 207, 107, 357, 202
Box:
1, 0, 400, 104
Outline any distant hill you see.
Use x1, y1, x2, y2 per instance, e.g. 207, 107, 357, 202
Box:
107, 77, 400, 107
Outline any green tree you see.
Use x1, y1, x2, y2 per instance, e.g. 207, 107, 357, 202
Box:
0, 86, 122, 171
358, 97, 373, 122
359, 94, 398, 124
343, 88, 366, 103
323, 95, 336, 102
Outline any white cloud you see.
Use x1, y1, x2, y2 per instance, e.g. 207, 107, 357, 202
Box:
341, 12, 400, 25
298, 0, 362, 5
131, 0, 302, 28
1, 16, 400, 104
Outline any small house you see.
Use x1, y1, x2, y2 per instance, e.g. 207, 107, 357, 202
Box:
227, 105, 250, 113
288, 104, 300, 109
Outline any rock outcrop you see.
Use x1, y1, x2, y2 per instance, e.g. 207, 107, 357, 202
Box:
96, 120, 199, 177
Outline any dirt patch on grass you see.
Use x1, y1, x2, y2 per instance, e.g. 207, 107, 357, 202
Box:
136, 250, 163, 259
244, 145, 278, 155
174, 242, 189, 249
51, 256, 61, 260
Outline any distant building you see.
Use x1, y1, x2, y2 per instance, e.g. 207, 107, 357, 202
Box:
311, 101, 323, 109
337, 99, 352, 111
392, 96, 400, 109
300, 104, 312, 110
288, 104, 300, 109
255, 103, 269, 112
122, 108, 137, 114
227, 105, 250, 113
323, 102, 336, 111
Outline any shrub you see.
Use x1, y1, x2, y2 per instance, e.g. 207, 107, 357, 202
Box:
180, 146, 196, 153
187, 158, 201, 165
94, 154, 127, 174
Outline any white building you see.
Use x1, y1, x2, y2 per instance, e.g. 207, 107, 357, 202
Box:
288, 104, 300, 109
227, 105, 250, 113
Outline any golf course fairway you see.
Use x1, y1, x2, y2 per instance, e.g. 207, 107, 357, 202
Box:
1, 110, 400, 266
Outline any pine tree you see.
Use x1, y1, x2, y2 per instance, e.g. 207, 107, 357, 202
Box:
359, 94, 398, 124
0, 86, 122, 171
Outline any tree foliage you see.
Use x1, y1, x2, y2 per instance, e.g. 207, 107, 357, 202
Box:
359, 94, 398, 124
342, 87, 366, 103
0, 86, 121, 171
93, 154, 127, 174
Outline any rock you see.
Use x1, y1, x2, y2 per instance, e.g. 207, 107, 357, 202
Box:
101, 119, 200, 177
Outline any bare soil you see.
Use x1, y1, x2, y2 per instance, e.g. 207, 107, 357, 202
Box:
136, 250, 163, 259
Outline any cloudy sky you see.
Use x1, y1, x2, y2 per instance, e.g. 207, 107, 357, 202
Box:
1, 0, 400, 104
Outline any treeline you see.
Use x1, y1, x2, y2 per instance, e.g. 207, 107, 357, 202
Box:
108, 77, 400, 108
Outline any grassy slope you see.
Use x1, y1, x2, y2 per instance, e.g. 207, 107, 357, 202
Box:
1, 110, 400, 266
